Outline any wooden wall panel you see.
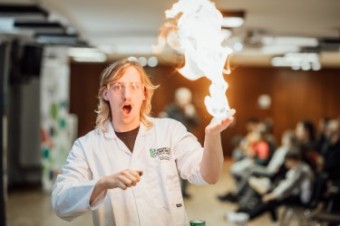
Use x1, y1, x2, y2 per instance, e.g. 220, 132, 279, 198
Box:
70, 62, 340, 156
324, 70, 340, 117
70, 63, 106, 135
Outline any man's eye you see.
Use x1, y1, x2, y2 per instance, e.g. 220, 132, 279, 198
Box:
113, 84, 121, 90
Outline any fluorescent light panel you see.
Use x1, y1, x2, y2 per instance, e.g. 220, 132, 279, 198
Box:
69, 47, 107, 62
222, 17, 244, 28
271, 53, 321, 71
221, 10, 245, 28
0, 18, 14, 31
35, 33, 79, 45
262, 36, 318, 47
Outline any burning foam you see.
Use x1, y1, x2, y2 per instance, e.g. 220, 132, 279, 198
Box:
154, 0, 234, 119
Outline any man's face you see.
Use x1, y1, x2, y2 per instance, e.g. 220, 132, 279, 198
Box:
105, 66, 145, 132
325, 120, 340, 141
295, 123, 306, 141
284, 159, 294, 169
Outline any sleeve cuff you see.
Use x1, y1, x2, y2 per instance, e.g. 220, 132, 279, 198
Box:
88, 180, 108, 210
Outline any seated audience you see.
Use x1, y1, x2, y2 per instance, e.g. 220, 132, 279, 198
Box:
226, 150, 314, 225
218, 122, 273, 202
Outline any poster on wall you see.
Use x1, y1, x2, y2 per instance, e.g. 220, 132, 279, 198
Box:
40, 46, 78, 192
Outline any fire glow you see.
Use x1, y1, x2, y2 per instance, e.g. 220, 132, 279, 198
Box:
154, 0, 235, 120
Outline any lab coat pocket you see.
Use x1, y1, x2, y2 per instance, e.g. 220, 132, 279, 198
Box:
141, 160, 169, 208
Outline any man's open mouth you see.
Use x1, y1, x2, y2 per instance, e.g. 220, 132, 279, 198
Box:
122, 104, 132, 114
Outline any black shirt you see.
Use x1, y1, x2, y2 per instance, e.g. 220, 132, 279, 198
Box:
115, 126, 140, 152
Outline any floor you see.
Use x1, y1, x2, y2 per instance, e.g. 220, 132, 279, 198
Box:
7, 161, 278, 226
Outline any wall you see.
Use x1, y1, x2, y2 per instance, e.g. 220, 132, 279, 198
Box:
70, 62, 340, 156
0, 39, 10, 226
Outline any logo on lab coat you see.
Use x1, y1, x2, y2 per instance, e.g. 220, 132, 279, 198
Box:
149, 147, 172, 160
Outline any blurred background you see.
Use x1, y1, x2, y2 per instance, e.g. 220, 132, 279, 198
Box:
1, 0, 340, 225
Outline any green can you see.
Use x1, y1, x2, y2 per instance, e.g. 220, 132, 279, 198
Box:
190, 220, 206, 226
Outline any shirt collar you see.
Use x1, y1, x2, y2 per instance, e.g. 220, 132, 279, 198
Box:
103, 120, 151, 139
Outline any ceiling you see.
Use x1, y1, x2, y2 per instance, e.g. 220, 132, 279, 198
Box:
1, 0, 340, 67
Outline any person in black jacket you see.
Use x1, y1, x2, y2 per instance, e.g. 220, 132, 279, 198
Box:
311, 119, 340, 213
159, 87, 200, 198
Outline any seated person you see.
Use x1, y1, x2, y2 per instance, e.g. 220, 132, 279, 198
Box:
311, 119, 340, 211
248, 130, 298, 194
218, 130, 295, 202
226, 149, 314, 224
251, 130, 296, 177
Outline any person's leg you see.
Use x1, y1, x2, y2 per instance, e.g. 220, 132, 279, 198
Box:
181, 178, 191, 199
218, 159, 253, 202
247, 200, 282, 220
217, 172, 250, 202
237, 186, 262, 213
269, 208, 278, 221
226, 199, 280, 224
309, 172, 328, 208
235, 171, 252, 197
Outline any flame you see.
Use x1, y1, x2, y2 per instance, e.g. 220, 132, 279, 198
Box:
155, 0, 234, 119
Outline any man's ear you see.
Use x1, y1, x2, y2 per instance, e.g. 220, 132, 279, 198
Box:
103, 90, 109, 101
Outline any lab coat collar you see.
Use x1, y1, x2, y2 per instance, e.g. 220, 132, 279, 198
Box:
103, 119, 152, 140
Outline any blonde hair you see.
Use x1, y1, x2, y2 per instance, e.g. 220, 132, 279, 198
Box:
95, 58, 158, 132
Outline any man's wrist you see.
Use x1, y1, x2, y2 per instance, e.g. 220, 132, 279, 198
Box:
97, 177, 108, 190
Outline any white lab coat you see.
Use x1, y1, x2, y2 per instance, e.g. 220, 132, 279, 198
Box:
52, 117, 207, 226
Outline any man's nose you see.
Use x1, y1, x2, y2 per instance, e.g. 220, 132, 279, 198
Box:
122, 85, 131, 99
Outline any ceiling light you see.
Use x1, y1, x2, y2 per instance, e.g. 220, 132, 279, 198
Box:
68, 47, 107, 62
222, 17, 244, 28
138, 57, 147, 67
233, 42, 243, 52
262, 36, 318, 47
271, 53, 321, 71
261, 45, 300, 54
35, 33, 80, 45
147, 56, 158, 67
221, 10, 245, 28
0, 18, 14, 31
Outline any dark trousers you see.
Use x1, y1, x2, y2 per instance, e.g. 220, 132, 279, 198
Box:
238, 196, 302, 222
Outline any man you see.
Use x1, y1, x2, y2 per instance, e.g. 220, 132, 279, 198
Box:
52, 58, 235, 226
160, 87, 200, 198
318, 119, 340, 180
311, 119, 340, 213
